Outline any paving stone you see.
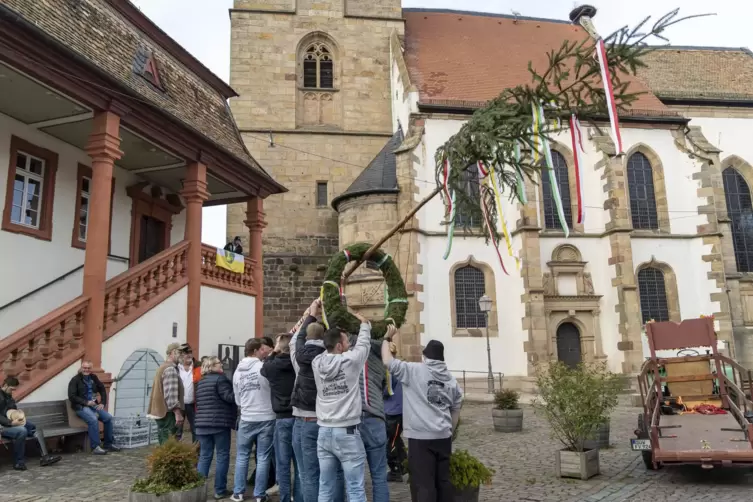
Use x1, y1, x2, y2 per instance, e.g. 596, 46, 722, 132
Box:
0, 399, 750, 501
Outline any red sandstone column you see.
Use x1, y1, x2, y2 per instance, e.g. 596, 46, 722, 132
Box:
182, 162, 209, 354
245, 198, 267, 338
83, 111, 122, 374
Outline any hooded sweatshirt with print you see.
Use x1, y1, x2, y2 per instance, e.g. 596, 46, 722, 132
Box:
312, 322, 371, 428
233, 356, 276, 422
388, 357, 463, 440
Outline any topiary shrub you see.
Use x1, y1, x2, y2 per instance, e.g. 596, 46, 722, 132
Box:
493, 388, 520, 410
450, 449, 495, 490
131, 438, 203, 495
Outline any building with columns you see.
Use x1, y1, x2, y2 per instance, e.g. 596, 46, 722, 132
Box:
228, 5, 753, 388
0, 0, 284, 411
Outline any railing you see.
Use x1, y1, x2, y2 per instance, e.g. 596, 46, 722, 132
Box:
450, 370, 504, 395
103, 241, 190, 338
200, 243, 257, 296
0, 296, 89, 391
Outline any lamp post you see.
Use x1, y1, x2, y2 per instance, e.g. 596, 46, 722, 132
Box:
478, 294, 494, 393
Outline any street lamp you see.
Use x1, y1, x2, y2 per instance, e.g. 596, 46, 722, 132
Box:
478, 294, 494, 393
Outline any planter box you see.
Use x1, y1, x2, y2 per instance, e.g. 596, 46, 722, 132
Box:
113, 416, 159, 449
129, 483, 207, 502
582, 422, 610, 450
555, 448, 600, 480
492, 409, 523, 433
453, 485, 480, 502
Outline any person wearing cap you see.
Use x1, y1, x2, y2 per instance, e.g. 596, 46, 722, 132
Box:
225, 236, 243, 255
381, 328, 463, 502
148, 343, 185, 444
177, 343, 198, 443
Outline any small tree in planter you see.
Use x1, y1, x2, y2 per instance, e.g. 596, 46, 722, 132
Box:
130, 438, 206, 502
492, 388, 523, 433
533, 362, 622, 480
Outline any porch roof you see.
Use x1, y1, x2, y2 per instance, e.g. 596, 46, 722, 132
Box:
0, 0, 286, 199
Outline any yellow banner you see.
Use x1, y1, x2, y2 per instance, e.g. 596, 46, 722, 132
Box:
216, 248, 245, 274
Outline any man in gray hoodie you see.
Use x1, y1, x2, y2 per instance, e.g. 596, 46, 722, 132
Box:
382, 329, 463, 502
312, 314, 371, 502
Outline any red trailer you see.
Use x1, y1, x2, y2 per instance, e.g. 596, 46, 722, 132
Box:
632, 317, 753, 469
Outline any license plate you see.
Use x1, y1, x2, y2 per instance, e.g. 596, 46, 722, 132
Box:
631, 439, 652, 451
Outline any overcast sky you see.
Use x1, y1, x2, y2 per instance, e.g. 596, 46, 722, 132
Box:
130, 0, 750, 246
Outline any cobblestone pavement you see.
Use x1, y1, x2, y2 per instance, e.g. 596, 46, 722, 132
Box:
0, 399, 751, 501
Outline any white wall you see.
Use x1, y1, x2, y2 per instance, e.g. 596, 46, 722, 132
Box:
199, 285, 256, 357
689, 116, 753, 166
0, 112, 187, 339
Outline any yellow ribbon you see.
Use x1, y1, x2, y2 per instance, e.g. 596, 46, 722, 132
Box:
531, 104, 542, 164
488, 163, 520, 270
319, 280, 340, 329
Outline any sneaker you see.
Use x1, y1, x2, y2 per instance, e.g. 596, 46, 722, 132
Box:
230, 495, 244, 502
92, 446, 108, 455
266, 484, 279, 495
255, 496, 269, 502
40, 455, 62, 466
104, 444, 121, 452
214, 491, 232, 500
13, 463, 27, 471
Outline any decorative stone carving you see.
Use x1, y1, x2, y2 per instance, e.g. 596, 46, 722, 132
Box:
543, 272, 554, 295
553, 244, 582, 263
583, 273, 594, 295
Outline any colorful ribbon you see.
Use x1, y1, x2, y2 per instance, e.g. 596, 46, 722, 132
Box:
319, 280, 340, 329
442, 158, 453, 216
531, 104, 542, 164
513, 142, 527, 205
536, 103, 569, 237
569, 114, 586, 225
443, 190, 457, 260
595, 39, 623, 154
483, 161, 519, 270
477, 163, 509, 275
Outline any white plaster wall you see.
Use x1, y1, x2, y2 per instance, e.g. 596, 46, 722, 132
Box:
688, 116, 753, 165
390, 56, 417, 135
21, 286, 188, 407
539, 237, 622, 373
199, 285, 256, 357
0, 112, 187, 339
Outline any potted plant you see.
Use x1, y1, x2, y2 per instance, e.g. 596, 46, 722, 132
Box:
492, 388, 523, 432
130, 438, 206, 502
533, 362, 622, 480
404, 420, 494, 502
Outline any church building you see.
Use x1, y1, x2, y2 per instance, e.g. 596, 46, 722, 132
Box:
227, 3, 753, 387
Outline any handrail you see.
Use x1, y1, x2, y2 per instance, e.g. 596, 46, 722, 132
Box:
106, 241, 189, 291
0, 254, 129, 313
200, 243, 257, 295
0, 296, 89, 353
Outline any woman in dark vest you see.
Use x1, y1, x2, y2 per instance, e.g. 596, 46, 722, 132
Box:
195, 356, 237, 500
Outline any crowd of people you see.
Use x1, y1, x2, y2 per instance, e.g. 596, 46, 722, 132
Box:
0, 297, 464, 502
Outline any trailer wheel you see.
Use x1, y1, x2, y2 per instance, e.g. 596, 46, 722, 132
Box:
637, 414, 659, 470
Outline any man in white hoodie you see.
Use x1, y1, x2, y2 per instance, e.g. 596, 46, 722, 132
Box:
232, 338, 276, 502
312, 313, 371, 502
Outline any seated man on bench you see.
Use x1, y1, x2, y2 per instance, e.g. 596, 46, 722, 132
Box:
68, 361, 120, 455
0, 377, 62, 470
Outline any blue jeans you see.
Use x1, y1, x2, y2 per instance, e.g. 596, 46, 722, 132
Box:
233, 420, 274, 497
1, 421, 40, 465
317, 426, 367, 502
75, 406, 114, 449
360, 414, 389, 502
294, 418, 345, 502
197, 430, 231, 496
275, 418, 303, 502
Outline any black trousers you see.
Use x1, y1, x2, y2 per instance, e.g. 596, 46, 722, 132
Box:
408, 437, 452, 502
386, 414, 406, 473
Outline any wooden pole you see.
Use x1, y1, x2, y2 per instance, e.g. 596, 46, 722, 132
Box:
342, 186, 443, 282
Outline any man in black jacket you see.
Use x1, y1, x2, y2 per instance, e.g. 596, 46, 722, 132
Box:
261, 333, 303, 502
68, 360, 119, 455
0, 377, 62, 470
289, 299, 344, 502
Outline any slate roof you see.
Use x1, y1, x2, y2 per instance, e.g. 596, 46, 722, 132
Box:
332, 127, 403, 211
402, 9, 671, 116
2, 0, 274, 181
636, 47, 753, 102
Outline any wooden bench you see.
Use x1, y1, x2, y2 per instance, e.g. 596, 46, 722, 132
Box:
0, 401, 89, 453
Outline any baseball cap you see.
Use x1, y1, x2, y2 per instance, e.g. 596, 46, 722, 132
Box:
166, 343, 182, 356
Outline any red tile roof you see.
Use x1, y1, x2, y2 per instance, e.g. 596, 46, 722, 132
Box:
403, 9, 670, 116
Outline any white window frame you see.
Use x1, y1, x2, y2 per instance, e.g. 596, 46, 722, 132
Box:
11, 150, 45, 229
78, 175, 92, 242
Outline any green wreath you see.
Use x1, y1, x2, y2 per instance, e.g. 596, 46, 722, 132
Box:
321, 242, 408, 340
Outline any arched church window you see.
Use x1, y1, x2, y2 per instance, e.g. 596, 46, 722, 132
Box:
303, 43, 334, 89
454, 265, 486, 328
723, 167, 753, 272
541, 150, 572, 230
637, 267, 669, 324
627, 152, 659, 230
455, 166, 481, 227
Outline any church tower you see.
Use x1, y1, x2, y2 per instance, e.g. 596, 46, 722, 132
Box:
228, 0, 404, 334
